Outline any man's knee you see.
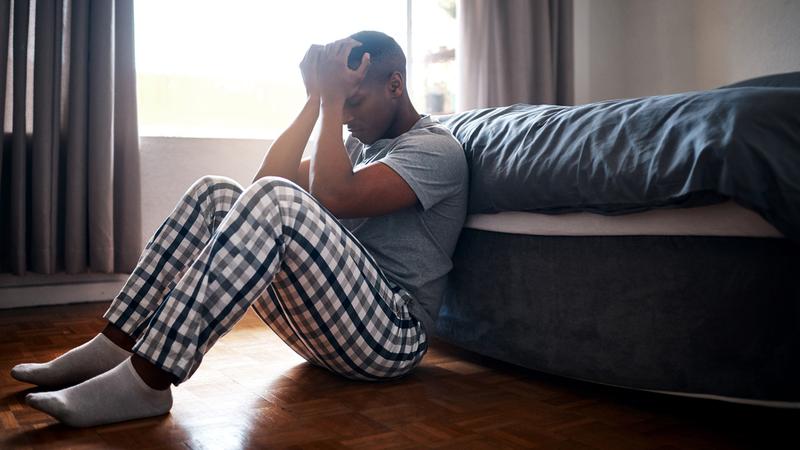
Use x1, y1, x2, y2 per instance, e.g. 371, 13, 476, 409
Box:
246, 176, 304, 197
189, 175, 244, 197
237, 176, 312, 222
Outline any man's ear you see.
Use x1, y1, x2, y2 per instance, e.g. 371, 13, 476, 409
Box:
388, 72, 404, 98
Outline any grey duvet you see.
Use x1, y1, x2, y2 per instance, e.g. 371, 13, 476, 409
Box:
441, 87, 800, 241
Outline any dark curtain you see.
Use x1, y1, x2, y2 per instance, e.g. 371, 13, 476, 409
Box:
0, 0, 142, 277
457, 0, 574, 110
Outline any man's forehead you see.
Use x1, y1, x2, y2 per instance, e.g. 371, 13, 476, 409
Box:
349, 86, 367, 99
347, 84, 376, 102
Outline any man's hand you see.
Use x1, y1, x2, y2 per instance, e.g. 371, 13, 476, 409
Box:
299, 44, 324, 99
318, 38, 370, 104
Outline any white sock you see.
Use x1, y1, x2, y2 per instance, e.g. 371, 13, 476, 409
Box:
11, 333, 132, 387
25, 357, 173, 427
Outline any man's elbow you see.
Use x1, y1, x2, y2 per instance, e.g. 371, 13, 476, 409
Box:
311, 187, 338, 208
313, 193, 337, 216
310, 178, 340, 203
310, 175, 359, 216
312, 188, 354, 218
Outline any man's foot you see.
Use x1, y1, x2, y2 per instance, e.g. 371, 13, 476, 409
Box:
11, 333, 132, 387
25, 357, 173, 427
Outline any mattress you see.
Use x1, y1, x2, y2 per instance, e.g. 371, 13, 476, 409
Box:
464, 200, 784, 238
437, 211, 800, 406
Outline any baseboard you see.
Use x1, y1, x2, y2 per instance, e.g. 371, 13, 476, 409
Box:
0, 273, 129, 309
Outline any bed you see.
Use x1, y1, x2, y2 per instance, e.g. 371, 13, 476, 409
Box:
432, 73, 800, 407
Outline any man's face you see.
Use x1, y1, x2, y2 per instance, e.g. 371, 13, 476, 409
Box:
342, 78, 395, 144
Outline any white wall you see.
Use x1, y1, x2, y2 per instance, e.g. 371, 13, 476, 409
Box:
573, 0, 800, 104
140, 137, 273, 245
693, 0, 800, 88
140, 137, 320, 246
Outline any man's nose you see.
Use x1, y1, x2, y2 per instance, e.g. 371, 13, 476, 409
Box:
342, 110, 354, 125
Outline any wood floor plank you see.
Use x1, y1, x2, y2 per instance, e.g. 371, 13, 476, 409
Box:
1, 302, 797, 449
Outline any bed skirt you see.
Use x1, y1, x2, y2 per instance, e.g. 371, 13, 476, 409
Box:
435, 230, 800, 404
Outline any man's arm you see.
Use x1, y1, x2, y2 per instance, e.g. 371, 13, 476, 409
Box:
313, 103, 417, 218
251, 98, 318, 187
310, 39, 418, 219
251, 45, 323, 188
296, 158, 311, 192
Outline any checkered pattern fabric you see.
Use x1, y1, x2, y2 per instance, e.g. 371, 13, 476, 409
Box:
104, 175, 428, 383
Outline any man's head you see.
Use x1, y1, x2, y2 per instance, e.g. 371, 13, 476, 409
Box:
342, 30, 410, 144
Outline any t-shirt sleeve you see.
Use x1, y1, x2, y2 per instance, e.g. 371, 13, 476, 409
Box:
344, 135, 362, 167
378, 135, 467, 211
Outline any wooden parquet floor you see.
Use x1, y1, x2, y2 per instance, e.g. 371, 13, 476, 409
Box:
0, 303, 797, 449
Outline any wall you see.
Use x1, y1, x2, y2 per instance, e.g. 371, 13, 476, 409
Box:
573, 0, 800, 104
140, 137, 316, 245
140, 137, 271, 245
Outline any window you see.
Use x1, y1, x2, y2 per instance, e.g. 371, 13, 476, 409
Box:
408, 0, 457, 116
135, 0, 456, 139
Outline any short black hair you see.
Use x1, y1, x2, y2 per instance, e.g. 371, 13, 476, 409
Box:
347, 30, 406, 84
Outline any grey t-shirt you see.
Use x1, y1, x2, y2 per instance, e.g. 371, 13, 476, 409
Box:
339, 114, 468, 336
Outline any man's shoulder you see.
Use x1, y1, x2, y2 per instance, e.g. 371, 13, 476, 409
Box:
397, 118, 463, 153
390, 121, 468, 180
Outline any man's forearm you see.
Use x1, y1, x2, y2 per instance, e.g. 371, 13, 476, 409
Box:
251, 96, 320, 184
309, 100, 355, 200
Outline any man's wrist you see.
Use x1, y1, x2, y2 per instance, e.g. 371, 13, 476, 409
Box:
320, 94, 345, 109
306, 94, 321, 106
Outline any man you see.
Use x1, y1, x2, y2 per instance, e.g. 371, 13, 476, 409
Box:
11, 30, 468, 427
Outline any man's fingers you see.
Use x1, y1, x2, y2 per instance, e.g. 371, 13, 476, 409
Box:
301, 46, 313, 64
301, 44, 324, 65
328, 37, 352, 47
333, 40, 347, 56
355, 52, 371, 78
322, 37, 363, 59
305, 44, 323, 54
338, 38, 363, 58
324, 42, 341, 59
309, 45, 323, 59
317, 38, 368, 81
325, 38, 348, 56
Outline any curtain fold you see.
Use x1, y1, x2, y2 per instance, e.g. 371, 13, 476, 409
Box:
457, 0, 574, 110
0, 0, 142, 277
112, 0, 141, 272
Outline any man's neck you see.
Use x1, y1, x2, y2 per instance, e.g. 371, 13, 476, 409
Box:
380, 98, 421, 141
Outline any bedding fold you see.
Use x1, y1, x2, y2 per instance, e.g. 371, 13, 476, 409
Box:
442, 87, 800, 241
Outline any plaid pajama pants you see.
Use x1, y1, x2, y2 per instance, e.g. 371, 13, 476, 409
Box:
103, 175, 428, 384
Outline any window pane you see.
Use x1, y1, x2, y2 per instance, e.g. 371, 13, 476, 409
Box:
408, 0, 457, 115
135, 0, 407, 138
135, 0, 457, 138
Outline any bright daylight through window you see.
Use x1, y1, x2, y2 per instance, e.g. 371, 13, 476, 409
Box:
135, 0, 456, 139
